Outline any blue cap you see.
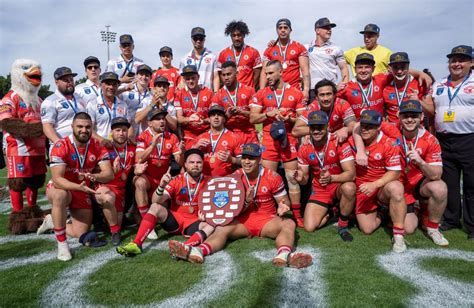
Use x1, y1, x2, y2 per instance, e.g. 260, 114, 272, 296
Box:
360, 24, 380, 34
100, 72, 120, 83
276, 18, 292, 29
355, 53, 375, 65
147, 108, 168, 121
181, 65, 199, 76
270, 120, 288, 148
307, 110, 329, 125
54, 67, 77, 80
111, 117, 130, 129
241, 143, 261, 157
120, 34, 134, 44
447, 45, 472, 59
399, 100, 422, 114
389, 52, 410, 65
360, 110, 382, 126
315, 17, 336, 29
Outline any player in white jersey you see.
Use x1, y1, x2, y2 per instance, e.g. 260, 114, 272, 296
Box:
86, 72, 131, 146
179, 27, 219, 92
42, 67, 88, 144
75, 56, 102, 103
106, 34, 144, 88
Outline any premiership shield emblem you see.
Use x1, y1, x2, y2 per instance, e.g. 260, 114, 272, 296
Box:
198, 175, 245, 226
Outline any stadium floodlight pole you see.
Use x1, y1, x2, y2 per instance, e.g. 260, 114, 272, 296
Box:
100, 25, 116, 62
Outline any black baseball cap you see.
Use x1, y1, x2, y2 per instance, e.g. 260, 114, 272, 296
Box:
100, 72, 120, 83
184, 148, 204, 160
83, 56, 100, 68
360, 24, 380, 34
159, 46, 173, 56
315, 17, 336, 29
307, 110, 329, 126
181, 65, 199, 76
389, 52, 410, 65
399, 100, 423, 114
153, 76, 170, 86
446, 45, 472, 59
208, 104, 226, 117
355, 53, 375, 65
191, 27, 206, 37
120, 34, 134, 44
241, 143, 261, 157
111, 117, 131, 129
276, 18, 292, 29
270, 120, 288, 148
54, 67, 77, 80
360, 110, 382, 126
147, 108, 168, 121
136, 64, 153, 75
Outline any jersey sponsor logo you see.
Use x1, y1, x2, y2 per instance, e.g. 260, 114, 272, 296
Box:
62, 102, 69, 109
71, 153, 78, 161
117, 107, 125, 115
309, 153, 316, 160
241, 94, 247, 99
308, 47, 314, 53
464, 85, 474, 94
41, 108, 46, 116
374, 153, 382, 160
267, 94, 273, 100
166, 143, 172, 149
99, 107, 105, 114
205, 58, 211, 64
351, 90, 359, 97
389, 93, 395, 100
288, 95, 294, 101
180, 187, 187, 195
109, 152, 117, 159
129, 151, 135, 158
333, 114, 339, 121
223, 96, 229, 103
273, 51, 278, 56
226, 56, 232, 61
290, 50, 296, 55
329, 150, 336, 157
244, 55, 249, 60
187, 59, 193, 65
212, 191, 229, 208
184, 96, 190, 102
129, 93, 135, 100
222, 140, 228, 147
374, 86, 380, 92
436, 87, 444, 95
203, 96, 208, 102
117, 63, 123, 69
325, 49, 333, 54
85, 88, 91, 94
19, 101, 27, 109
17, 163, 25, 172
261, 186, 268, 193
171, 73, 175, 78
89, 154, 96, 162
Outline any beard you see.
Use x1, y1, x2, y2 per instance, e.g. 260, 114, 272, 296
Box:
60, 86, 75, 96
187, 169, 202, 178
73, 131, 91, 144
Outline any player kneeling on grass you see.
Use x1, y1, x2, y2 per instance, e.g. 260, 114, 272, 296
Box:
397, 100, 448, 245
117, 149, 215, 256
168, 143, 313, 268
38, 112, 115, 261
351, 110, 408, 253
294, 111, 356, 241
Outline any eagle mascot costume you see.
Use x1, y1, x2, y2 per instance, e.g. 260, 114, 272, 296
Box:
0, 59, 47, 234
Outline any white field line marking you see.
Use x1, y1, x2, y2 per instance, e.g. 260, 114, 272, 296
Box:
41, 241, 237, 307
377, 249, 474, 307
0, 234, 80, 270
252, 246, 327, 308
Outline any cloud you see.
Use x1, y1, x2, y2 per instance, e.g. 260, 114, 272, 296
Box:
0, 0, 472, 86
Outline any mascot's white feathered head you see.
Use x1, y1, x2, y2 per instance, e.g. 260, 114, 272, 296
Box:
10, 59, 42, 108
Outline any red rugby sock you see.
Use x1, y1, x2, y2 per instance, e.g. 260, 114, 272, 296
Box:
277, 245, 292, 255
10, 190, 23, 212
198, 243, 213, 256
425, 219, 439, 230
133, 213, 157, 246
25, 187, 38, 206
137, 204, 149, 217
338, 214, 350, 229
393, 226, 405, 236
54, 227, 67, 242
184, 230, 207, 246
110, 224, 121, 234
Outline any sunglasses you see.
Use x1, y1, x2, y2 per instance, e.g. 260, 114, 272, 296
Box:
87, 65, 100, 70
192, 36, 205, 42
121, 43, 132, 48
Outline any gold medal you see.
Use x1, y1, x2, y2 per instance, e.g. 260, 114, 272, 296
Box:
210, 156, 216, 163
121, 173, 127, 181
282, 62, 288, 69
189, 205, 195, 214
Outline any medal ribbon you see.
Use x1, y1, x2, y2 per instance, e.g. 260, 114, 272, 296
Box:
193, 48, 207, 71
187, 90, 200, 111
113, 143, 128, 170
402, 130, 420, 165
393, 79, 410, 107
185, 173, 203, 204
357, 80, 374, 109
243, 166, 263, 200
71, 138, 90, 170
224, 84, 239, 106
65, 96, 78, 114
311, 136, 331, 169
209, 129, 226, 155
273, 85, 286, 109
101, 93, 118, 123
447, 74, 470, 109
231, 45, 245, 67
277, 40, 291, 64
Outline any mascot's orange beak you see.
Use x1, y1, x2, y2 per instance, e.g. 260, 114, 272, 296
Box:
24, 67, 42, 87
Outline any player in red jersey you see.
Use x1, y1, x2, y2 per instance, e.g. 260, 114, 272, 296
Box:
218, 20, 262, 88
117, 149, 216, 256
350, 110, 407, 252
261, 18, 310, 102
175, 65, 213, 149
212, 61, 258, 145
168, 143, 313, 268
0, 59, 46, 224
192, 105, 241, 176
292, 79, 357, 143
46, 112, 114, 261
383, 52, 433, 125
295, 111, 356, 241
397, 100, 448, 245
250, 60, 306, 226
134, 108, 184, 236
149, 46, 181, 102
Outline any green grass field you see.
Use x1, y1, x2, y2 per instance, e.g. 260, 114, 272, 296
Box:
1, 170, 473, 307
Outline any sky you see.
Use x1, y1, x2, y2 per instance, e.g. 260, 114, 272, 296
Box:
0, 0, 473, 87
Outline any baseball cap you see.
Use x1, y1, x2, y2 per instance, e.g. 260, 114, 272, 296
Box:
79, 231, 107, 248
120, 34, 134, 44
315, 17, 336, 29
446, 45, 472, 59
399, 100, 423, 114
181, 65, 199, 76
153, 76, 170, 86
276, 18, 292, 29
147, 108, 168, 121
355, 53, 375, 65
241, 143, 261, 157
159, 46, 173, 56
83, 56, 100, 68
100, 72, 120, 83
389, 52, 410, 65
270, 120, 288, 148
184, 148, 204, 161
360, 110, 382, 126
191, 27, 206, 37
111, 117, 131, 129
307, 110, 329, 126
359, 24, 380, 34
54, 67, 77, 80
136, 64, 153, 75
208, 104, 226, 117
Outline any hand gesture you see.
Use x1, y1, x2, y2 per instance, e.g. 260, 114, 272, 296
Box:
407, 143, 423, 165
113, 156, 121, 174
334, 128, 349, 143
178, 140, 186, 154
356, 151, 368, 167
79, 181, 96, 194
198, 210, 206, 222
267, 39, 277, 47
151, 132, 161, 146
194, 138, 210, 150
217, 150, 231, 163
265, 109, 280, 119
245, 185, 255, 204
134, 162, 148, 175
277, 200, 291, 216
336, 82, 347, 91
319, 169, 331, 187
159, 166, 172, 188
359, 182, 377, 195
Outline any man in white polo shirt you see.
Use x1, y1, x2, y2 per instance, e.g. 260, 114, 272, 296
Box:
86, 72, 131, 146
42, 67, 88, 145
106, 34, 144, 87
75, 56, 102, 104
306, 18, 349, 102
179, 27, 219, 92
